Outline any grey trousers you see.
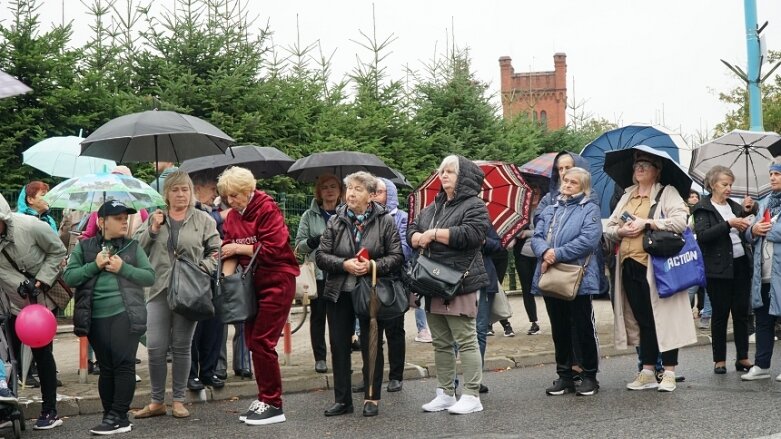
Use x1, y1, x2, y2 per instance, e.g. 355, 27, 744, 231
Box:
217, 324, 252, 373
146, 293, 198, 403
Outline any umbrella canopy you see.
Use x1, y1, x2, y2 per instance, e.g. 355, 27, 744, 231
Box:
581, 124, 688, 217
604, 145, 693, 199
690, 129, 781, 198
179, 145, 294, 180
408, 161, 532, 248
80, 110, 234, 163
389, 168, 413, 189
44, 172, 166, 212
23, 135, 117, 178
519, 152, 557, 190
287, 151, 397, 182
0, 70, 31, 99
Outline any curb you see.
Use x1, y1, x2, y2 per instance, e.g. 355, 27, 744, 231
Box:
17, 334, 715, 418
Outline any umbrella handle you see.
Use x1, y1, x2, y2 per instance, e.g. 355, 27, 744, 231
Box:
370, 259, 377, 287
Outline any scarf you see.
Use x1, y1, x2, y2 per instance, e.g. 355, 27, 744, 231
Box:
346, 204, 373, 246
767, 191, 781, 218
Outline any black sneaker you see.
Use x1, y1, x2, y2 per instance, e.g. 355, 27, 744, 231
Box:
576, 377, 599, 396
239, 400, 262, 423
527, 322, 541, 335
486, 328, 495, 336
503, 325, 515, 337
0, 386, 15, 401
545, 379, 575, 396
33, 410, 63, 430
244, 402, 286, 426
479, 384, 489, 394
90, 416, 132, 435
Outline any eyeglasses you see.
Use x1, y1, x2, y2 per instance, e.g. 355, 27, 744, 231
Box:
633, 161, 656, 171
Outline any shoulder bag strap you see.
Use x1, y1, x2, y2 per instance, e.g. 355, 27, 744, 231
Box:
1, 248, 27, 277
646, 186, 666, 220
245, 245, 262, 270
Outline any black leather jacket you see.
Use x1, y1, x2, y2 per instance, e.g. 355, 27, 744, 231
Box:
316, 202, 403, 302
407, 156, 489, 295
692, 195, 753, 279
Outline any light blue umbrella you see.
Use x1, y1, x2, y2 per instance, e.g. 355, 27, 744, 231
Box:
23, 133, 116, 178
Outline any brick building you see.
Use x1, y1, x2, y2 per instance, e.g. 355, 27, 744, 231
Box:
499, 53, 567, 130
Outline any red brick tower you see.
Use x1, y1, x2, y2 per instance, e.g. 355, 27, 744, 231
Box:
499, 53, 567, 129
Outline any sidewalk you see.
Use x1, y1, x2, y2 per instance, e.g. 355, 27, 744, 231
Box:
17, 295, 712, 419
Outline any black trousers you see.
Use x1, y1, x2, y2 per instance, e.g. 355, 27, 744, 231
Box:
310, 280, 328, 362
512, 248, 538, 322
326, 292, 355, 406
87, 312, 140, 419
8, 314, 57, 413
707, 255, 751, 363
543, 295, 599, 379
189, 315, 224, 380
359, 317, 389, 400
622, 259, 678, 366
383, 314, 405, 382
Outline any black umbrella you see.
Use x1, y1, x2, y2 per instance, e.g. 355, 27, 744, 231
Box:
80, 110, 234, 163
287, 151, 397, 182
179, 145, 294, 180
603, 144, 692, 198
389, 168, 413, 189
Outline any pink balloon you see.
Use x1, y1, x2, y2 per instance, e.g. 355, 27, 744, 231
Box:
15, 304, 57, 348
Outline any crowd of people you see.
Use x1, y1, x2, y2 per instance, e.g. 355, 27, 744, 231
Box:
0, 149, 779, 433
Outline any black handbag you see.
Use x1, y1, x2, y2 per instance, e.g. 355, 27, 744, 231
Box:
403, 250, 479, 300
212, 245, 261, 324
642, 188, 685, 257
167, 255, 215, 321
352, 259, 408, 320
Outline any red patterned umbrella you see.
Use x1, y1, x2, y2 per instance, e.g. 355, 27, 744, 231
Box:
408, 161, 532, 248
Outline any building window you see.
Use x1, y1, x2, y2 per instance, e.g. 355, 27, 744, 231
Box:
531, 110, 537, 122
540, 110, 548, 128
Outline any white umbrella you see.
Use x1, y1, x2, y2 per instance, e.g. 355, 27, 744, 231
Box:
23, 132, 117, 178
689, 129, 781, 198
0, 70, 31, 99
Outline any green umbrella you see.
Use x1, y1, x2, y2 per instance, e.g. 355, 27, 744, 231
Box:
44, 172, 166, 212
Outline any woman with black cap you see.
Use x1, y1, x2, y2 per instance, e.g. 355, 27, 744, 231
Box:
64, 201, 155, 435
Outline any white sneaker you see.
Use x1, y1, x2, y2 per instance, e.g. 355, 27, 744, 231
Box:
749, 333, 756, 344
775, 372, 781, 382
626, 370, 658, 390
422, 388, 457, 412
135, 375, 141, 383
658, 371, 676, 392
741, 365, 771, 381
415, 329, 433, 343
447, 394, 483, 415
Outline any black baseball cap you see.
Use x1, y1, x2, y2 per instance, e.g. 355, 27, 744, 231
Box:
97, 200, 137, 218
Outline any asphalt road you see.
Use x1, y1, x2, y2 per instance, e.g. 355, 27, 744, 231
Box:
13, 343, 781, 439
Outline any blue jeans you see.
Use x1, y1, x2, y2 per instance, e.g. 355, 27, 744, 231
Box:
754, 283, 776, 369
476, 290, 494, 367
702, 292, 712, 318
415, 308, 428, 332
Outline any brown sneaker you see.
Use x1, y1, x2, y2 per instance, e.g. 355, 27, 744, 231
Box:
172, 404, 190, 418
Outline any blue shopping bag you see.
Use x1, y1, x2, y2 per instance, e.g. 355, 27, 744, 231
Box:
651, 228, 706, 298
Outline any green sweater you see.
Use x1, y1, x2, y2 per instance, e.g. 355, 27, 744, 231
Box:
63, 240, 155, 319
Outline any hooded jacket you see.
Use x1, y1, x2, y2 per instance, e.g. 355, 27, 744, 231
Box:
531, 192, 603, 296
0, 194, 67, 314
222, 189, 299, 281
17, 187, 57, 232
295, 198, 330, 281
380, 178, 412, 261
407, 156, 489, 297
316, 201, 403, 302
534, 151, 593, 225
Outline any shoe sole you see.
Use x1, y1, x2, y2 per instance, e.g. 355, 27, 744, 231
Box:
90, 425, 133, 435
448, 405, 484, 415
576, 389, 598, 396
422, 403, 456, 412
742, 375, 771, 381
658, 386, 676, 392
245, 414, 286, 425
626, 384, 658, 390
504, 333, 515, 337
527, 332, 540, 335
414, 338, 433, 343
386, 387, 402, 392
33, 419, 63, 430
545, 388, 575, 396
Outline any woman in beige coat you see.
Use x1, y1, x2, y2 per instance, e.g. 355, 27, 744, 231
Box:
605, 151, 697, 393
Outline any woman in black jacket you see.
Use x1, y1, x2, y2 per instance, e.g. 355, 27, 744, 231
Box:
692, 165, 754, 374
316, 171, 403, 418
408, 155, 489, 415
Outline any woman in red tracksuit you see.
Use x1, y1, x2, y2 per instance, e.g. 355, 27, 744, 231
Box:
217, 166, 299, 426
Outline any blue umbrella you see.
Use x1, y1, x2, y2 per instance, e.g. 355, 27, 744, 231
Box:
580, 124, 689, 217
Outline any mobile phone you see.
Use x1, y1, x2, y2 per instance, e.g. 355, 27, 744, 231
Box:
620, 211, 635, 223
356, 247, 370, 261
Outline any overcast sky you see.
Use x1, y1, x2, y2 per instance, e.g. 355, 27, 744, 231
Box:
3, 0, 781, 145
